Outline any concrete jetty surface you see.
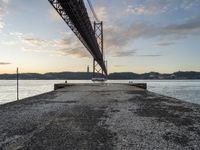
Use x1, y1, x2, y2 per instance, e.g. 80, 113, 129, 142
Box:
0, 83, 200, 150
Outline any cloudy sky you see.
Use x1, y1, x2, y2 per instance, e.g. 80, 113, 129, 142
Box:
0, 0, 200, 74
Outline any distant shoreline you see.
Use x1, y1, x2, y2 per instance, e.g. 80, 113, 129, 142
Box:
0, 71, 200, 80
1, 79, 200, 80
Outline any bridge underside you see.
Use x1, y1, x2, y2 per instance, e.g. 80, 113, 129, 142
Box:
49, 0, 107, 76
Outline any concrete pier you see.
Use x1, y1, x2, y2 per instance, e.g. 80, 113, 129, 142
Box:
0, 83, 200, 149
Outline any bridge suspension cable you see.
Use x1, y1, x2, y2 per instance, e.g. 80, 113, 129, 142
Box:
86, 0, 100, 22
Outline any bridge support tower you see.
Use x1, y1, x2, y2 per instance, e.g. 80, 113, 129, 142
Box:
93, 21, 107, 78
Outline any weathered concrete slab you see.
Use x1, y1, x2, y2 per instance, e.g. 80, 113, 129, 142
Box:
54, 83, 147, 90
0, 83, 200, 150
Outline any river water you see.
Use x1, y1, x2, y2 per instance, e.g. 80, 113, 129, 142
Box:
0, 80, 199, 105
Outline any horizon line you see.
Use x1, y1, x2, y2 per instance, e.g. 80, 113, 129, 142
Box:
0, 70, 200, 75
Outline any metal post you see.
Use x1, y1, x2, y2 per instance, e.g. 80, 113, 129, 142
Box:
17, 68, 19, 100
93, 59, 95, 78
105, 60, 108, 78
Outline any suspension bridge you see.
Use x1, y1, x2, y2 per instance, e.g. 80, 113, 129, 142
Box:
48, 0, 107, 78
1, 1, 200, 149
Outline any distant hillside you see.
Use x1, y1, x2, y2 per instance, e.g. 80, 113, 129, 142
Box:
109, 71, 200, 80
0, 71, 200, 80
0, 72, 93, 80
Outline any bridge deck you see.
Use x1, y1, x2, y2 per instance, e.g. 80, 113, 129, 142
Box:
0, 83, 200, 149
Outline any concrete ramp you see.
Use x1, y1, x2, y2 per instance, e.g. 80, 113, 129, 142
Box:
0, 84, 200, 149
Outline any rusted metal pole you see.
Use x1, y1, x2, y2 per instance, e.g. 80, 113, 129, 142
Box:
17, 67, 19, 100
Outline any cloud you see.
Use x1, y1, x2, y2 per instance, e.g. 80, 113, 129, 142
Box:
10, 32, 24, 38
126, 2, 168, 16
7, 1, 200, 59
11, 32, 92, 58
137, 54, 162, 57
0, 40, 16, 45
126, 0, 200, 16
104, 22, 146, 53
0, 4, 5, 30
164, 16, 200, 34
180, 0, 200, 10
112, 50, 136, 57
155, 42, 175, 47
76, 0, 200, 58
54, 36, 74, 48
55, 36, 91, 58
0, 62, 11, 65
49, 9, 61, 21
94, 7, 108, 21
22, 47, 48, 53
11, 33, 53, 53
104, 15, 200, 52
0, 0, 9, 30
23, 37, 46, 47
126, 5, 148, 15
56, 47, 91, 58
0, 20, 4, 29
0, 0, 8, 16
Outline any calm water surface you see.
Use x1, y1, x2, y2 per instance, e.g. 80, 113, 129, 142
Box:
0, 80, 199, 105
